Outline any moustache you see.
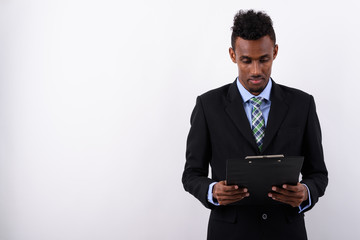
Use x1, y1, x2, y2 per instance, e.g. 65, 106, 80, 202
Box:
249, 75, 265, 80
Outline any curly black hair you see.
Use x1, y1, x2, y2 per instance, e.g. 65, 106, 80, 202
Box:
231, 10, 276, 49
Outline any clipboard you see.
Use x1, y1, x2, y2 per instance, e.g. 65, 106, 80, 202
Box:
226, 155, 304, 205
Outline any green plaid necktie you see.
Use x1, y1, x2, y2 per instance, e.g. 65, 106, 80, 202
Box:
250, 97, 265, 151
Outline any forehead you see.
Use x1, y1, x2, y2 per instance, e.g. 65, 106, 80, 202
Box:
234, 36, 274, 57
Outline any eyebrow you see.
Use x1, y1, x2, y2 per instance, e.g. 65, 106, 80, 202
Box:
240, 54, 271, 60
240, 56, 251, 60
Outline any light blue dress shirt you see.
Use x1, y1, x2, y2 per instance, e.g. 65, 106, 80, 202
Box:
207, 78, 311, 213
236, 77, 272, 127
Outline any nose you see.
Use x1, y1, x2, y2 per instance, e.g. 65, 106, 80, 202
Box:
250, 61, 261, 76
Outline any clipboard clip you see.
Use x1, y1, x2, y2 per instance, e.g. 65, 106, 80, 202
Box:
245, 154, 284, 164
245, 154, 284, 159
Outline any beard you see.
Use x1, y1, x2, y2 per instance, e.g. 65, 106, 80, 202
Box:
243, 77, 269, 95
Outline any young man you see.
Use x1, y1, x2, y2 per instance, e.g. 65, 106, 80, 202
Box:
182, 10, 328, 240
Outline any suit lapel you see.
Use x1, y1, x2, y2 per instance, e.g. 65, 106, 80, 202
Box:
261, 81, 289, 153
225, 80, 259, 152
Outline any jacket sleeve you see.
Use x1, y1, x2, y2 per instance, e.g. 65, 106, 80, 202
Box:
182, 96, 216, 209
300, 95, 328, 212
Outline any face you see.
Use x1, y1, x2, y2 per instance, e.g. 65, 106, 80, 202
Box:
229, 36, 278, 96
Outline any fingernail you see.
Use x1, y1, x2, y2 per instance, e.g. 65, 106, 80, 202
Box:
244, 188, 248, 192
272, 187, 276, 191
246, 193, 249, 197
283, 184, 287, 188
234, 185, 238, 189
268, 193, 272, 197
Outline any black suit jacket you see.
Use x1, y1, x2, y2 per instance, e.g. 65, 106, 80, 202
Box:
182, 80, 328, 240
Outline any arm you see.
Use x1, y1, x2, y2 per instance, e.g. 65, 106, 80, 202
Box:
182, 96, 216, 209
269, 96, 328, 211
182, 97, 249, 208
299, 95, 328, 211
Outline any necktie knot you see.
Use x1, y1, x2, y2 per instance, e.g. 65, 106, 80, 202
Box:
250, 97, 264, 108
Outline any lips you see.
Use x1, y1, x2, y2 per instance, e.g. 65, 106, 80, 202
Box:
249, 78, 264, 85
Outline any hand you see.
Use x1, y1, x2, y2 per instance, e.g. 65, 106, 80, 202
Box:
213, 181, 249, 205
268, 183, 308, 207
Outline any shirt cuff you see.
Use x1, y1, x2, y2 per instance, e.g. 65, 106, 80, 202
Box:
298, 183, 312, 213
207, 182, 220, 206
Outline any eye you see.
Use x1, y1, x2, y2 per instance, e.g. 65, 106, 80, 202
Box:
260, 58, 270, 63
241, 59, 251, 64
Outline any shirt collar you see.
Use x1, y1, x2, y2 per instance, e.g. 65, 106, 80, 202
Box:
236, 77, 272, 103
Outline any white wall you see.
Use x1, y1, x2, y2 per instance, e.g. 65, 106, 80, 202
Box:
0, 0, 359, 239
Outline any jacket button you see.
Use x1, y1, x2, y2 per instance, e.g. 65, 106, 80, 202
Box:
262, 213, 268, 220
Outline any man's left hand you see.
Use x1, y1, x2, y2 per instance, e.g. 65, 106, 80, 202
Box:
268, 183, 308, 207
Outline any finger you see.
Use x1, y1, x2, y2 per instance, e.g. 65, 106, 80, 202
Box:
217, 193, 250, 205
224, 191, 250, 198
271, 186, 303, 197
216, 181, 240, 191
268, 192, 300, 207
214, 183, 238, 196
269, 191, 301, 201
223, 186, 248, 193
282, 183, 302, 192
219, 199, 243, 205
223, 185, 239, 191
268, 190, 303, 204
217, 181, 248, 192
219, 180, 226, 185
218, 192, 249, 201
217, 185, 247, 193
215, 188, 248, 197
271, 196, 299, 207
215, 190, 249, 199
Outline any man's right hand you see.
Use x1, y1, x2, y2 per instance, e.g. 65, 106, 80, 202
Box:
213, 180, 249, 205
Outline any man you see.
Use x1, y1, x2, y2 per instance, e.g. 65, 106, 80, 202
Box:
182, 10, 328, 240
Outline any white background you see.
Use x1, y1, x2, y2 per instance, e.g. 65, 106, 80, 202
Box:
0, 0, 359, 239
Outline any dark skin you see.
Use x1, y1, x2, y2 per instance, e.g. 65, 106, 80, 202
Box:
230, 35, 277, 96
213, 181, 249, 205
213, 36, 308, 207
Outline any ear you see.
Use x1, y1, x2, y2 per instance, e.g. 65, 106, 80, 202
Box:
229, 47, 236, 63
273, 44, 278, 60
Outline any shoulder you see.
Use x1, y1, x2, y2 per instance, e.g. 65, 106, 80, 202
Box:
200, 83, 232, 98
197, 83, 233, 104
275, 83, 314, 103
277, 83, 311, 97
272, 82, 318, 114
